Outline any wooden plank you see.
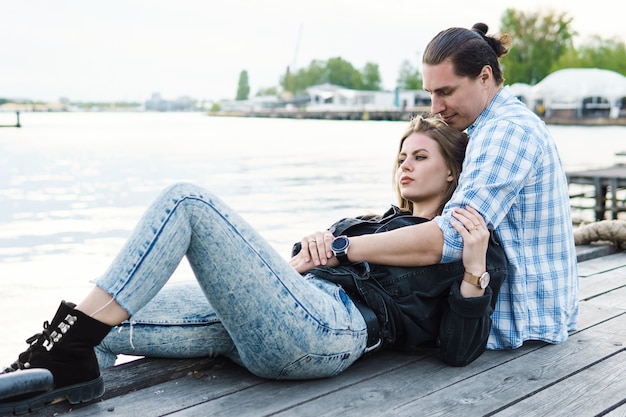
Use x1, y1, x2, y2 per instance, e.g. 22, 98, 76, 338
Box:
35, 348, 428, 417
577, 252, 626, 277
165, 301, 624, 417
250, 313, 626, 417
48, 360, 265, 417
579, 262, 626, 295
579, 267, 626, 302
169, 347, 535, 417
489, 350, 626, 417
158, 350, 437, 417
603, 402, 626, 417
385, 313, 626, 417
575, 301, 624, 330
26, 357, 236, 416
584, 285, 626, 310
567, 165, 626, 180
575, 244, 617, 263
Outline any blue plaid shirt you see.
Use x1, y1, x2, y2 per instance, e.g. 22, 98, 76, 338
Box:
434, 86, 579, 349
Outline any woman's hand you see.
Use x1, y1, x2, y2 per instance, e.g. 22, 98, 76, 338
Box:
451, 206, 489, 298
289, 231, 337, 274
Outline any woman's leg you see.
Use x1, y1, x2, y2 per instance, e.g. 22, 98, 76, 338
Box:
0, 182, 367, 414
93, 182, 368, 379
95, 281, 239, 368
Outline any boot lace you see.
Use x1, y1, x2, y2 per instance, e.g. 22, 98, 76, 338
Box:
1, 314, 76, 373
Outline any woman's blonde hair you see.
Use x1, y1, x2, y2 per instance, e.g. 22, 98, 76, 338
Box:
393, 115, 468, 216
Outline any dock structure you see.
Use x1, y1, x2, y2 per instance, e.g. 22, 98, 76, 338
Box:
567, 164, 626, 221
0, 111, 20, 128
22, 244, 626, 417
213, 108, 430, 122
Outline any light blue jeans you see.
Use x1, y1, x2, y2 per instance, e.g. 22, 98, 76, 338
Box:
93, 182, 367, 379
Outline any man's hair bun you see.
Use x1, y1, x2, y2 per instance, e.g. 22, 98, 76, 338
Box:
472, 23, 489, 36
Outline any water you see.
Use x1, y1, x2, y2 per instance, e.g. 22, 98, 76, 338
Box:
1, 112, 625, 363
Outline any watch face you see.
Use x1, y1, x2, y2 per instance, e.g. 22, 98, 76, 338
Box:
332, 236, 350, 252
479, 272, 490, 289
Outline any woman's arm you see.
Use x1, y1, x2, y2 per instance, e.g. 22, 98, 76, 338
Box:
450, 206, 489, 298
438, 284, 495, 366
438, 206, 495, 366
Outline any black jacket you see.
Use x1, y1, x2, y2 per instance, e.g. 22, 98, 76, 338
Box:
292, 206, 508, 366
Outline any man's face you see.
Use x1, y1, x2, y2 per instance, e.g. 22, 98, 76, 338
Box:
423, 60, 490, 131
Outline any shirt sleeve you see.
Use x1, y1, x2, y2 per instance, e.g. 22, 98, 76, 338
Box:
434, 119, 542, 263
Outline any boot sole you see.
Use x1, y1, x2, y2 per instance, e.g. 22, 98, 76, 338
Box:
0, 369, 54, 401
0, 375, 104, 416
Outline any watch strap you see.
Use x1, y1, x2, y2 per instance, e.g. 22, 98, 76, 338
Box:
463, 271, 482, 288
335, 252, 350, 265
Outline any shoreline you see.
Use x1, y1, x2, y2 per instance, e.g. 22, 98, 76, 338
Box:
209, 109, 626, 126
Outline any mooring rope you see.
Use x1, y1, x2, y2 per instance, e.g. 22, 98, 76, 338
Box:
573, 220, 626, 249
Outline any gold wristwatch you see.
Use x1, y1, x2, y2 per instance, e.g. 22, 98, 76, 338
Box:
463, 271, 490, 289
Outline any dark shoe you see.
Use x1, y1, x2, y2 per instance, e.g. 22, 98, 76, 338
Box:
0, 369, 53, 415
0, 301, 112, 415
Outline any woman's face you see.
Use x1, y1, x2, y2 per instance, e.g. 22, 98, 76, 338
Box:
397, 132, 453, 213
423, 60, 491, 131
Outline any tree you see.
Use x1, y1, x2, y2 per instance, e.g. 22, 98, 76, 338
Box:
280, 57, 383, 95
281, 66, 297, 96
500, 8, 575, 85
556, 35, 626, 75
325, 57, 362, 89
236, 70, 250, 100
396, 59, 422, 90
281, 59, 326, 94
361, 62, 382, 90
256, 86, 279, 97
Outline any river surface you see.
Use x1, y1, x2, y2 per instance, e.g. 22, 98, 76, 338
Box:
1, 112, 625, 363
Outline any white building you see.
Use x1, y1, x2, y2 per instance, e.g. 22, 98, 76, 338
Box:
531, 68, 626, 119
509, 82, 533, 106
305, 83, 430, 111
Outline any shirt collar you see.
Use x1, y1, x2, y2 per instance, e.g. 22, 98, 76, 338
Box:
467, 86, 511, 136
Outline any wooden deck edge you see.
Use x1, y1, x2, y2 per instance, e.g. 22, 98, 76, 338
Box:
100, 356, 228, 400
576, 243, 618, 262
27, 357, 227, 416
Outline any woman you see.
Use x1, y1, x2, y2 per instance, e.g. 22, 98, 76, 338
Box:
0, 116, 505, 414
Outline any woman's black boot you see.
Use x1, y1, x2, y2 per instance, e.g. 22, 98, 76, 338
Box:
0, 301, 112, 414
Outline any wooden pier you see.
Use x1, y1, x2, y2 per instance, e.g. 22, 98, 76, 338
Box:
22, 243, 626, 417
212, 108, 430, 122
567, 164, 626, 221
0, 112, 21, 128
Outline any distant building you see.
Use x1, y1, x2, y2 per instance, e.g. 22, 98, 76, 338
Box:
305, 83, 430, 111
509, 83, 533, 106
531, 68, 626, 119
145, 93, 196, 112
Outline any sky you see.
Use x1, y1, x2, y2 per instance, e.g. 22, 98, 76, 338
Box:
1, 0, 623, 103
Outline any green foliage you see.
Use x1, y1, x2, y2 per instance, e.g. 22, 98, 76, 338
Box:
396, 59, 422, 90
556, 35, 626, 75
325, 57, 361, 88
256, 86, 279, 97
361, 63, 382, 90
236, 70, 250, 100
500, 8, 575, 85
210, 102, 221, 112
280, 57, 382, 95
